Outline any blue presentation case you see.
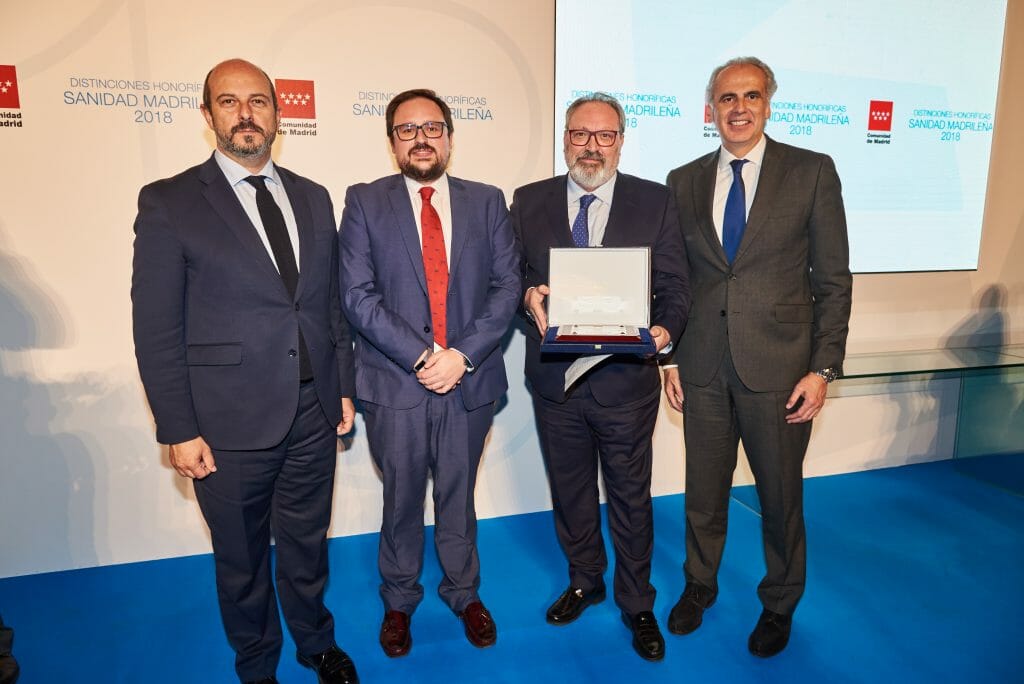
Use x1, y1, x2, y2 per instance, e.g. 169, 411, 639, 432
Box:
540, 247, 655, 355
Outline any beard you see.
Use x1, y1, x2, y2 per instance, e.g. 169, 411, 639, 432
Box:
218, 120, 276, 159
399, 143, 448, 182
566, 149, 615, 189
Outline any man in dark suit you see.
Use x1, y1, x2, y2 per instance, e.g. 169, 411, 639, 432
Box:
663, 57, 852, 657
132, 59, 358, 684
338, 89, 519, 658
512, 93, 690, 661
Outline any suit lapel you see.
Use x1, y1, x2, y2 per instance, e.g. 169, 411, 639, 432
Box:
693, 152, 727, 267
198, 156, 282, 284
735, 136, 786, 264
601, 175, 635, 246
277, 165, 314, 301
447, 177, 469, 283
387, 176, 428, 293
545, 178, 574, 248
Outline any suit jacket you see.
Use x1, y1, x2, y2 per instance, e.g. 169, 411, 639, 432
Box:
511, 173, 691, 404
338, 174, 520, 411
666, 136, 852, 392
132, 154, 355, 450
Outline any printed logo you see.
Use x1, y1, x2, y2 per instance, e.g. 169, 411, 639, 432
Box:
276, 79, 316, 119
0, 65, 21, 109
868, 100, 893, 132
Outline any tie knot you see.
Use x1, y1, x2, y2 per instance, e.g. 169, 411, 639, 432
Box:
578, 194, 597, 211
244, 175, 267, 191
730, 159, 748, 176
419, 186, 435, 203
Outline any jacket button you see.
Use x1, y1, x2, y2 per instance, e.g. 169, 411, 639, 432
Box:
424, 326, 431, 333
294, 303, 300, 310
720, 310, 726, 317
728, 274, 737, 281
288, 349, 297, 357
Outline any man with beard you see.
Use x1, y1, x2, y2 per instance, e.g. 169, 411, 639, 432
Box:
132, 59, 358, 684
511, 92, 690, 661
662, 57, 851, 657
338, 89, 519, 657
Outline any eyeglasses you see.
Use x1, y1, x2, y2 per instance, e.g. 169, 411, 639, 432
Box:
566, 129, 620, 147
392, 121, 448, 141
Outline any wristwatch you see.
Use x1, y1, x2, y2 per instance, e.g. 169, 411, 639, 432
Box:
813, 367, 840, 384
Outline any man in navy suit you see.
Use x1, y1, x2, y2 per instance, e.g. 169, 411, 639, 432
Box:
511, 92, 690, 661
663, 57, 851, 658
338, 89, 519, 658
132, 59, 358, 684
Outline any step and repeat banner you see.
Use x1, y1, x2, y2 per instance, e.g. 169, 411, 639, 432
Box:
556, 0, 1008, 273
0, 0, 557, 577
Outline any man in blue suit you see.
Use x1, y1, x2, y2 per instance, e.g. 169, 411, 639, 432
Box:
512, 93, 690, 661
338, 89, 520, 658
132, 59, 358, 684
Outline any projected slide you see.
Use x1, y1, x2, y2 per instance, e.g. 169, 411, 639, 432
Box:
555, 0, 1007, 272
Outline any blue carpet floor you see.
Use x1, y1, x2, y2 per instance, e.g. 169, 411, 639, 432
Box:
1, 456, 1022, 683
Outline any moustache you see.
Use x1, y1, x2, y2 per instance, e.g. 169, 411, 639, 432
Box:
575, 150, 605, 163
232, 121, 265, 136
411, 143, 436, 153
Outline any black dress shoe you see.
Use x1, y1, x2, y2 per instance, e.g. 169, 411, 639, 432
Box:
380, 610, 412, 657
546, 586, 606, 625
667, 582, 716, 635
297, 645, 359, 684
748, 609, 792, 658
621, 611, 665, 661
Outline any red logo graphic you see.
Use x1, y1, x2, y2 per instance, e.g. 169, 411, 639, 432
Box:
703, 104, 712, 124
276, 79, 316, 119
0, 65, 21, 109
868, 100, 893, 131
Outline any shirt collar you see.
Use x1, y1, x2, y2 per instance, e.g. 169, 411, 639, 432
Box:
717, 134, 767, 172
567, 171, 618, 206
214, 150, 279, 187
404, 172, 450, 200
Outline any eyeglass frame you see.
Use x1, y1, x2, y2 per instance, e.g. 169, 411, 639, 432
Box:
565, 129, 621, 147
391, 121, 449, 141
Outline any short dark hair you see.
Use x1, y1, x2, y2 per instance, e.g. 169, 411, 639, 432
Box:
705, 57, 778, 104
385, 89, 454, 138
564, 92, 626, 133
202, 59, 278, 112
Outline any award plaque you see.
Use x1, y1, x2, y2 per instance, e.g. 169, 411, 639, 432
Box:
540, 247, 655, 355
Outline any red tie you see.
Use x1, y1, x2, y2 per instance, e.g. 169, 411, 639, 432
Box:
419, 186, 448, 348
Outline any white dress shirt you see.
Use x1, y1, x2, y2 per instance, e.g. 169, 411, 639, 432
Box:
712, 134, 767, 243
566, 172, 618, 246
214, 150, 301, 271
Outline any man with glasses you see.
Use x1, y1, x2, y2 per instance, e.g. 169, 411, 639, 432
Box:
511, 92, 690, 661
338, 89, 519, 658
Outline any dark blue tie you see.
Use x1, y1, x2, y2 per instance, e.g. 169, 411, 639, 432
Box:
722, 159, 748, 263
572, 194, 597, 247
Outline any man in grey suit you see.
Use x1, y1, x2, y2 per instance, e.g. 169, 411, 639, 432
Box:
662, 57, 852, 657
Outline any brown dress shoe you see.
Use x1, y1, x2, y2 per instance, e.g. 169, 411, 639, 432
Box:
458, 601, 497, 648
380, 610, 412, 657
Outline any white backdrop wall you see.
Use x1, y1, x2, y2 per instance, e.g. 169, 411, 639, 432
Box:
1, 0, 1022, 579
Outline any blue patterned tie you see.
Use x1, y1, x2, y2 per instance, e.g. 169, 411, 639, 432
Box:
722, 159, 748, 263
571, 194, 597, 247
